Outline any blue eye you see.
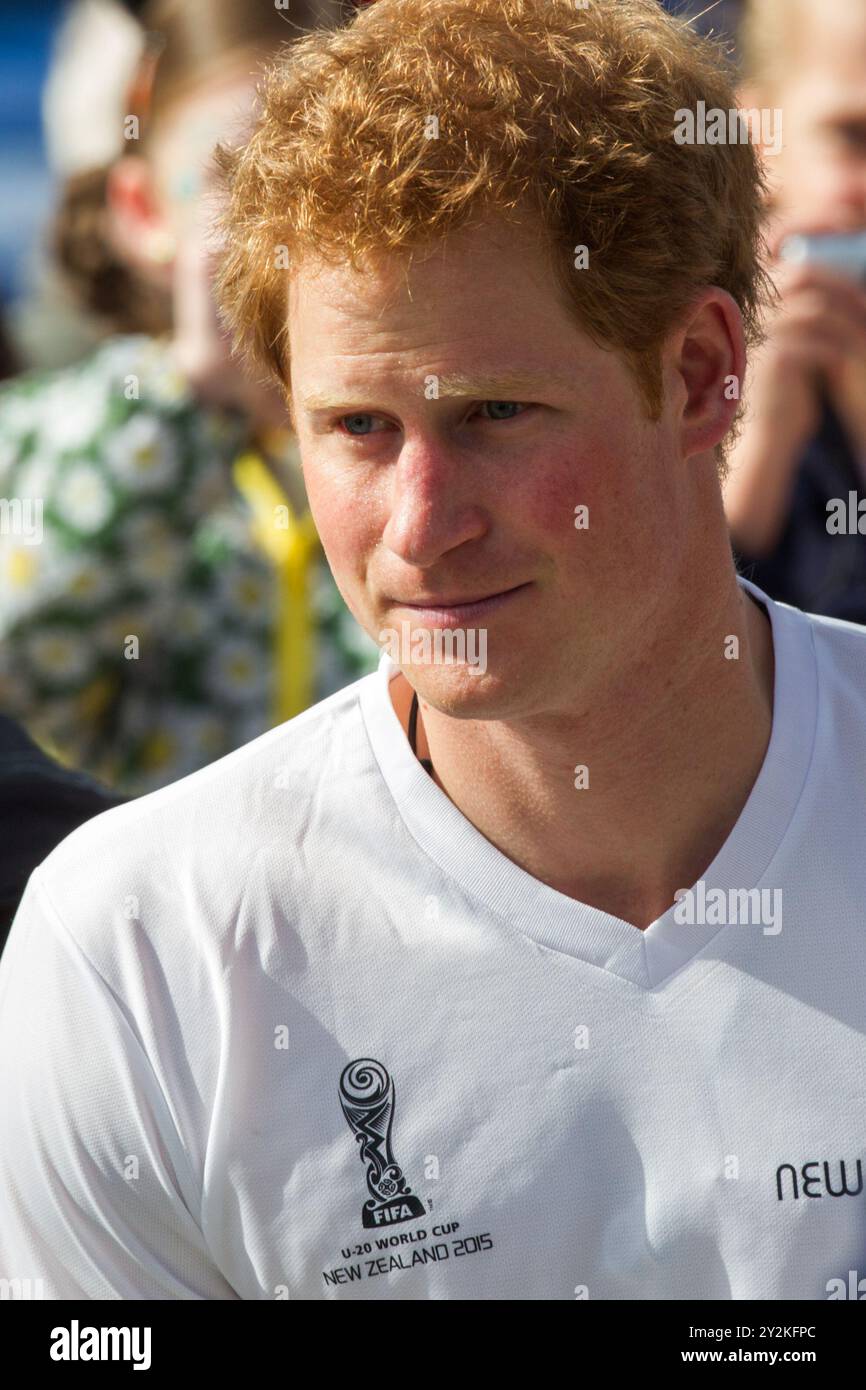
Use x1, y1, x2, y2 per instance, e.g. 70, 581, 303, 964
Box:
335, 401, 529, 436
340, 414, 380, 435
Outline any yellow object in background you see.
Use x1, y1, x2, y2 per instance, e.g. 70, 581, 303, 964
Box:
232, 449, 321, 724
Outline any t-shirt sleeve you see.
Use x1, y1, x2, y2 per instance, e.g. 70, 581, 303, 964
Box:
0, 870, 237, 1300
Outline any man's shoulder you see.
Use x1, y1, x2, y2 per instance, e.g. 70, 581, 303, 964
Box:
793, 598, 866, 670
31, 671, 379, 936
769, 592, 866, 727
747, 573, 866, 655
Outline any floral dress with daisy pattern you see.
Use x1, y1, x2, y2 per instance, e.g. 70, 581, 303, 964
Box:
0, 334, 379, 795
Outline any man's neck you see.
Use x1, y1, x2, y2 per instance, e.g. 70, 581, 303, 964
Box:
392, 572, 775, 931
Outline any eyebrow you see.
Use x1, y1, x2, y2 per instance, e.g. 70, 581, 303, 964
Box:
298, 371, 572, 414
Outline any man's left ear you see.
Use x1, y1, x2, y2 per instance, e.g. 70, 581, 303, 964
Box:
668, 288, 746, 461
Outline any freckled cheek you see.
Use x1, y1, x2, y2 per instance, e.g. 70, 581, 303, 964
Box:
509, 443, 628, 549
303, 469, 379, 593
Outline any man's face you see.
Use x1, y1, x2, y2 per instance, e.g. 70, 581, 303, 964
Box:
288, 214, 689, 722
762, 0, 866, 234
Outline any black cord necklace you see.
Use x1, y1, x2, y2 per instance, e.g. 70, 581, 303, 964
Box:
408, 690, 435, 776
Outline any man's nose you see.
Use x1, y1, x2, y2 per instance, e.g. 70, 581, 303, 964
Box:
382, 439, 488, 567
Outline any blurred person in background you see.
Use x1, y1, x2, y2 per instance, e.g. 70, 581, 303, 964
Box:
8, 0, 148, 372
0, 0, 379, 798
724, 0, 866, 622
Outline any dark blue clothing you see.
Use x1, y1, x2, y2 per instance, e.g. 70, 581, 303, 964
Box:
0, 715, 126, 957
735, 400, 866, 624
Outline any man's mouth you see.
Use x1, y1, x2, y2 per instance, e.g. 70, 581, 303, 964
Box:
387, 582, 532, 625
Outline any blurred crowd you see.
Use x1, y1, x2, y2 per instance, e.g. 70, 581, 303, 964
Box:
0, 0, 380, 938
1, 0, 866, 947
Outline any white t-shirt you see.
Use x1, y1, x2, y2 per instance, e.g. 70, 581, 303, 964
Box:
1, 577, 865, 1301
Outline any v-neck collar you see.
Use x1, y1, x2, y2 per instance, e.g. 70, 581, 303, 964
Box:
358, 578, 818, 987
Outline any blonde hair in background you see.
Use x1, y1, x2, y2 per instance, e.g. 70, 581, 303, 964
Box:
739, 0, 808, 93
52, 0, 347, 337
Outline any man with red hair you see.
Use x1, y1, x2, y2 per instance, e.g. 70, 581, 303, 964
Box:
1, 0, 864, 1301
